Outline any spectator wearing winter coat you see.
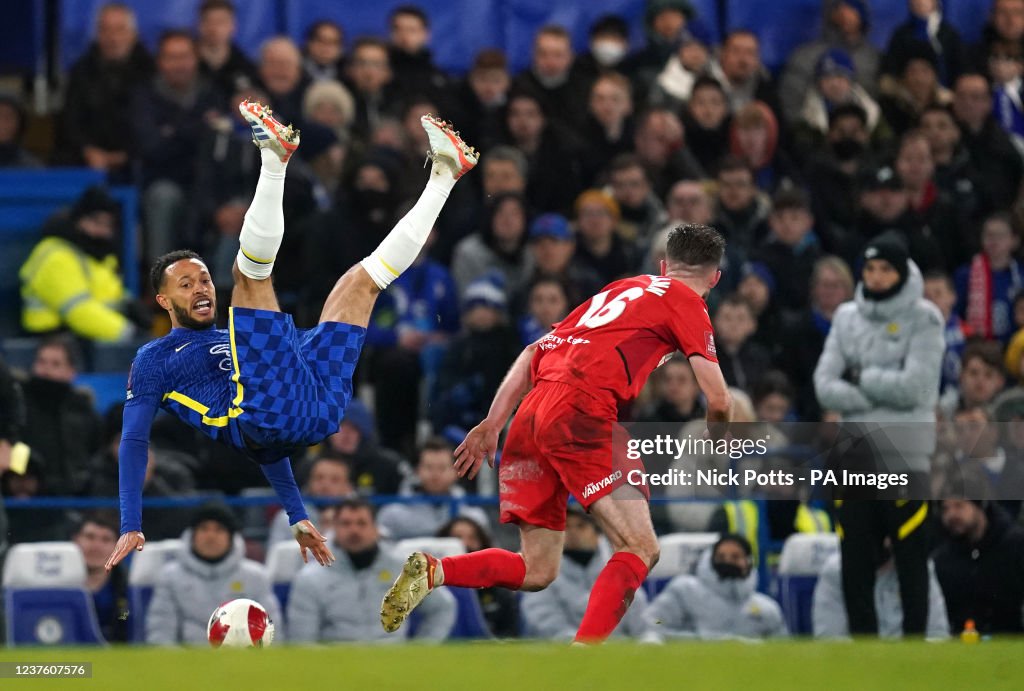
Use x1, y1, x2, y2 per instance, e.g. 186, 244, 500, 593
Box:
933, 498, 1024, 634
952, 73, 1024, 216
878, 40, 953, 137
56, 3, 153, 177
146, 504, 281, 645
712, 156, 771, 260
882, 0, 965, 87
708, 31, 781, 117
793, 49, 884, 159
572, 190, 638, 286
433, 276, 522, 432
954, 213, 1023, 344
451, 193, 533, 294
288, 498, 455, 642
754, 187, 824, 313
780, 0, 880, 125
641, 534, 786, 641
814, 233, 943, 637
679, 77, 732, 175
522, 507, 647, 640
713, 293, 772, 392
813, 549, 950, 639
776, 255, 855, 420
19, 336, 102, 497
377, 437, 489, 540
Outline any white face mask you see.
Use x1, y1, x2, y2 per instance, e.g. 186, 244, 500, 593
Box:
592, 39, 627, 67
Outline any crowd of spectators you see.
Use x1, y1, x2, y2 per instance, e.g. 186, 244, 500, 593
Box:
4, 0, 1024, 643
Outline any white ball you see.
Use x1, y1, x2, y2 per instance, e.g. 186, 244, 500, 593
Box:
207, 598, 275, 648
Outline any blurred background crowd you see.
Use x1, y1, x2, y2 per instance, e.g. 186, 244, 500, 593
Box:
1, 0, 1024, 645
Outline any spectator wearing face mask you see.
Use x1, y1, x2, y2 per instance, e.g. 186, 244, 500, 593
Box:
574, 15, 632, 85
641, 534, 786, 641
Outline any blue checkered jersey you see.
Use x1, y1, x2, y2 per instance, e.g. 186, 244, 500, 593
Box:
117, 325, 305, 534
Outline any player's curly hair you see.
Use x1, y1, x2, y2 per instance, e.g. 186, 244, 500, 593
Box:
150, 249, 205, 293
666, 223, 726, 269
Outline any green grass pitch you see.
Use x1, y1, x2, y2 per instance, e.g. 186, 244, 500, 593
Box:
1, 640, 1022, 690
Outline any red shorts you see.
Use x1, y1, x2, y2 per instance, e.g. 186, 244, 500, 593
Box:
498, 380, 648, 531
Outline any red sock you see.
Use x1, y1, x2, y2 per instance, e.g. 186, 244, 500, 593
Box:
574, 551, 649, 643
440, 548, 526, 589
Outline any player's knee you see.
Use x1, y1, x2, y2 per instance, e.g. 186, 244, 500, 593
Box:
520, 561, 559, 591
333, 264, 379, 297
623, 536, 660, 571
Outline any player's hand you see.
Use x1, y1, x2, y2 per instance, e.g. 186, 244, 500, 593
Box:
454, 420, 499, 480
104, 531, 145, 572
292, 519, 335, 566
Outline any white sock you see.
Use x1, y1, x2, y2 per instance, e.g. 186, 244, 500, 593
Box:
360, 160, 457, 290
236, 149, 287, 280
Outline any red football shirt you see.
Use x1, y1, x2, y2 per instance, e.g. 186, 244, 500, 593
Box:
531, 274, 718, 403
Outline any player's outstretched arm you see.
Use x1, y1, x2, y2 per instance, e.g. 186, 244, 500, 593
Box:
261, 457, 335, 566
455, 340, 539, 479
105, 396, 159, 571
689, 355, 732, 438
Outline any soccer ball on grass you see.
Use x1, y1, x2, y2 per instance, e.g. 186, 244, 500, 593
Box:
207, 598, 275, 648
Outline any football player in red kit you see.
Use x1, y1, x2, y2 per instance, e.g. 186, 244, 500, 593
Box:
381, 224, 732, 643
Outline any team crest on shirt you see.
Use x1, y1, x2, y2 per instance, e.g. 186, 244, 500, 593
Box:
705, 331, 717, 356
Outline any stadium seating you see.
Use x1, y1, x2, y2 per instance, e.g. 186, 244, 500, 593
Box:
2, 542, 105, 645
75, 371, 129, 415
126, 539, 182, 643
393, 537, 466, 559
644, 532, 719, 598
774, 533, 839, 635
265, 540, 304, 618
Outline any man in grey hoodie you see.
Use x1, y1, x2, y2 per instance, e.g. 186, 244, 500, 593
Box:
288, 498, 455, 642
146, 503, 280, 645
641, 534, 786, 641
814, 231, 944, 636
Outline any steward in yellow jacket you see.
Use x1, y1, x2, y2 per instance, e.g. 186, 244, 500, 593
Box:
19, 187, 137, 342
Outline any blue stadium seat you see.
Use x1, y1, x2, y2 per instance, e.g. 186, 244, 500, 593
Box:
773, 533, 839, 635
644, 532, 718, 598
75, 372, 129, 415
126, 539, 182, 642
393, 537, 466, 559
2, 542, 105, 645
447, 587, 492, 639
0, 337, 41, 372
265, 540, 304, 619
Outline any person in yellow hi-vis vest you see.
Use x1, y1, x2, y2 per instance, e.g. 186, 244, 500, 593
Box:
714, 499, 832, 564
20, 187, 143, 342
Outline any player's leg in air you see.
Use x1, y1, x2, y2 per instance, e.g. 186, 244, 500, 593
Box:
233, 99, 477, 324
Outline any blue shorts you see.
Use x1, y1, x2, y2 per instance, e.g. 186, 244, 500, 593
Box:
228, 307, 366, 448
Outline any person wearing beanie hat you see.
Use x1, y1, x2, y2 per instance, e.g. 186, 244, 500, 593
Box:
814, 224, 944, 638
432, 273, 521, 433
779, 0, 880, 125
573, 189, 638, 285
795, 47, 883, 146
145, 501, 280, 644
861, 230, 910, 300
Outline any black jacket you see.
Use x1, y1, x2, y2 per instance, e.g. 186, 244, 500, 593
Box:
57, 42, 154, 172
20, 377, 102, 496
933, 504, 1024, 634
